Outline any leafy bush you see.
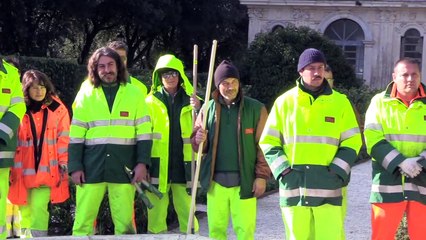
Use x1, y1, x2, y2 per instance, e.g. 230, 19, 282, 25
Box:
241, 26, 362, 109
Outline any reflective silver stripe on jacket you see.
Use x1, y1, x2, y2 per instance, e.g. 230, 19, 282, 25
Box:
58, 147, 67, 154
280, 187, 342, 198
285, 135, 339, 146
70, 138, 85, 144
87, 119, 136, 128
11, 96, 24, 105
183, 138, 191, 144
264, 127, 284, 144
340, 127, 360, 141
270, 155, 288, 174
18, 138, 57, 147
0, 106, 7, 113
152, 133, 162, 140
372, 183, 426, 195
135, 115, 151, 125
0, 151, 15, 158
381, 149, 400, 170
14, 162, 23, 168
365, 123, 383, 131
71, 119, 88, 129
137, 133, 152, 141
58, 130, 69, 137
385, 134, 426, 143
332, 157, 351, 175
85, 138, 136, 145
0, 122, 13, 139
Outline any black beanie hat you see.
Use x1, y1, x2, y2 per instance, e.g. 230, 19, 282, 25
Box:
214, 60, 240, 88
297, 48, 327, 72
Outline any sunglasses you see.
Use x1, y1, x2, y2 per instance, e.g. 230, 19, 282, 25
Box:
161, 71, 179, 79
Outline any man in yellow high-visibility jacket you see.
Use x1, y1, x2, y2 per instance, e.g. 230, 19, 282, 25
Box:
145, 54, 201, 233
364, 58, 426, 240
0, 59, 25, 239
259, 48, 362, 239
68, 47, 152, 235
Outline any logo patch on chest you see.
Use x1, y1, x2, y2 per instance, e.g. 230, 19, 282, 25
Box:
245, 128, 254, 134
120, 111, 129, 117
2, 88, 11, 94
325, 116, 335, 123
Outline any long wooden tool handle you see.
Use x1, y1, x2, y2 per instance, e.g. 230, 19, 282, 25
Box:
187, 40, 218, 234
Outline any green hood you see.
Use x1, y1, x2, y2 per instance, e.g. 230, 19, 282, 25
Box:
151, 54, 194, 96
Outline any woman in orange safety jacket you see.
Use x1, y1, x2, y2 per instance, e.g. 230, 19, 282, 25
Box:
8, 70, 70, 237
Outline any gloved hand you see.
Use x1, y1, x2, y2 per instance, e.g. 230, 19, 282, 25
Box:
398, 157, 423, 178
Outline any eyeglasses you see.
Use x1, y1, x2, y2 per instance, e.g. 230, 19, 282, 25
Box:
161, 71, 178, 79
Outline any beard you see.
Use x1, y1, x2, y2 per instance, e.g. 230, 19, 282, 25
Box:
100, 72, 117, 83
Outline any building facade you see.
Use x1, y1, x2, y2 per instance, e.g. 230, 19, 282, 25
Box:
240, 0, 426, 89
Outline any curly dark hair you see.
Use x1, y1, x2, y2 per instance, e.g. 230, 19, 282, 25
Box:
22, 70, 56, 106
87, 47, 128, 87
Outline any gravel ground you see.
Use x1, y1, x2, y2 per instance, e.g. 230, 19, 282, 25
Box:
193, 160, 372, 239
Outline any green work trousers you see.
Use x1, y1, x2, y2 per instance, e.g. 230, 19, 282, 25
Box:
72, 183, 135, 236
281, 204, 344, 240
20, 187, 50, 237
207, 181, 256, 240
146, 183, 199, 233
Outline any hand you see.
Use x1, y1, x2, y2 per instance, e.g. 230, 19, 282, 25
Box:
71, 170, 85, 186
399, 157, 423, 178
252, 178, 267, 197
132, 163, 148, 184
195, 128, 207, 145
190, 95, 201, 111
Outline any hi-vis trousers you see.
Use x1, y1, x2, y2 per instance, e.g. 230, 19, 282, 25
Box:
146, 183, 199, 233
72, 183, 135, 236
207, 181, 256, 240
281, 204, 344, 240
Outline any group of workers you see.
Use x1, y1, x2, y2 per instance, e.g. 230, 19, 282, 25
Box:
0, 41, 425, 240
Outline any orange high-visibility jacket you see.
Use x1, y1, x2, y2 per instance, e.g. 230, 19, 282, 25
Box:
9, 96, 70, 205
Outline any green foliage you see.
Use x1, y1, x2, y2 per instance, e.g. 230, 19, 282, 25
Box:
243, 26, 362, 109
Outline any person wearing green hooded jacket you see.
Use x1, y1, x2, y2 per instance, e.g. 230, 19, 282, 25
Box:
145, 54, 201, 233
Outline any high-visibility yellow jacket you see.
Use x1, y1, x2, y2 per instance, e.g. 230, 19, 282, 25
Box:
9, 96, 70, 204
146, 54, 195, 193
260, 80, 361, 207
68, 82, 152, 183
0, 60, 25, 168
364, 82, 426, 204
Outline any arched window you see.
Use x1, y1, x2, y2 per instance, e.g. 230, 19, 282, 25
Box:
324, 19, 365, 78
272, 25, 284, 32
400, 28, 423, 68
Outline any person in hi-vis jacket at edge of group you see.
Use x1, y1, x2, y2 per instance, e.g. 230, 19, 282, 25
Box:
364, 57, 426, 240
0, 58, 25, 239
9, 70, 70, 238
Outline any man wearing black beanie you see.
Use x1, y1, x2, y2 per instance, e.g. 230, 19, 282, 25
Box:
191, 60, 270, 240
260, 48, 362, 239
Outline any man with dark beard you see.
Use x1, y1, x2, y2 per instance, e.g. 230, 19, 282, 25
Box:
68, 47, 152, 235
